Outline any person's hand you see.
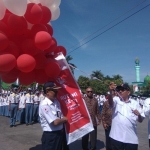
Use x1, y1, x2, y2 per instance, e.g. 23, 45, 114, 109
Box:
132, 109, 140, 116
109, 82, 117, 91
103, 123, 108, 130
62, 117, 68, 122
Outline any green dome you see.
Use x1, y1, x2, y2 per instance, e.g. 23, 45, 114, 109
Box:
135, 58, 140, 65
144, 75, 150, 83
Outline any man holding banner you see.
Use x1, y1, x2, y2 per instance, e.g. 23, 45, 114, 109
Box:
82, 87, 101, 150
39, 81, 68, 150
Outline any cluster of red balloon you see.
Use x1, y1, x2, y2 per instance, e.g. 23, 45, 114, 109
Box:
0, 3, 66, 85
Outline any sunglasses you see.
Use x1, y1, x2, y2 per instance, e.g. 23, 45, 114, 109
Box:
87, 91, 93, 93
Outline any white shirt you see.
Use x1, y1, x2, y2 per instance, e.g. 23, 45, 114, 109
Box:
9, 93, 20, 104
143, 98, 150, 139
39, 97, 63, 132
0, 97, 2, 107
25, 93, 34, 104
39, 94, 45, 103
110, 96, 145, 144
3, 97, 7, 106
34, 95, 40, 104
100, 95, 106, 106
5, 97, 9, 106
139, 99, 144, 106
19, 95, 26, 109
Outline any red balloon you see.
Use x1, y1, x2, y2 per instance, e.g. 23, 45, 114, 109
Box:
35, 69, 49, 84
7, 14, 27, 35
34, 52, 47, 69
1, 75, 17, 83
44, 38, 57, 54
0, 54, 16, 72
45, 60, 61, 78
1, 12, 11, 25
0, 42, 20, 58
0, 70, 8, 75
0, 32, 9, 51
24, 3, 43, 24
40, 6, 51, 24
54, 46, 67, 56
19, 71, 35, 85
45, 24, 53, 36
17, 54, 36, 73
21, 39, 40, 56
1, 68, 20, 83
0, 21, 10, 36
31, 24, 47, 37
9, 34, 26, 48
34, 31, 52, 50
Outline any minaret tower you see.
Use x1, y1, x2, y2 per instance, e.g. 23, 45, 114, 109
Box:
135, 58, 140, 82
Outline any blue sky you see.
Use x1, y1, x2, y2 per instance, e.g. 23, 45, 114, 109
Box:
51, 0, 150, 84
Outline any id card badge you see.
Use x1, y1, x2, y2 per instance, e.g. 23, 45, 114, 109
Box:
57, 111, 61, 118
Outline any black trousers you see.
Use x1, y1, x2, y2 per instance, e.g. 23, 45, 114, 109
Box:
41, 130, 63, 150
149, 139, 150, 148
105, 126, 112, 150
111, 138, 138, 150
82, 126, 97, 150
62, 127, 70, 150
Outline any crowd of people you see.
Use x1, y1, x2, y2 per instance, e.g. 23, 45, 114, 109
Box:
0, 82, 150, 150
0, 87, 45, 127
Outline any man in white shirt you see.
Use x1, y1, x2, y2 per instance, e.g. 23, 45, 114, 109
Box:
39, 81, 68, 150
18, 92, 26, 124
9, 87, 20, 127
33, 91, 40, 123
143, 98, 150, 149
108, 83, 144, 150
99, 95, 106, 113
25, 88, 34, 125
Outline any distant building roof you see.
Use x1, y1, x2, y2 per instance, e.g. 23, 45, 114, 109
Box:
144, 75, 150, 83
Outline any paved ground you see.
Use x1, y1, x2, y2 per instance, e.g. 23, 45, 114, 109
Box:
0, 116, 149, 150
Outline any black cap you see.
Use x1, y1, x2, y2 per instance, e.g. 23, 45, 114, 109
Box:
43, 81, 61, 94
116, 83, 130, 91
13, 87, 18, 90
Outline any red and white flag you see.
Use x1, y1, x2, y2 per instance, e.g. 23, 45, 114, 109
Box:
54, 53, 94, 144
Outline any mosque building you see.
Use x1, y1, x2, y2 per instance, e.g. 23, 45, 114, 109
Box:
132, 58, 144, 94
132, 58, 150, 96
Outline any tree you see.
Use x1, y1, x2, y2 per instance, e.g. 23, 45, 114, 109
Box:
91, 70, 104, 80
66, 55, 76, 74
77, 76, 90, 93
141, 81, 150, 97
77, 70, 126, 95
112, 74, 123, 86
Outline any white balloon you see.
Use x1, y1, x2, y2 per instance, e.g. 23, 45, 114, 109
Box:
51, 7, 60, 21
3, 0, 27, 16
49, 0, 61, 12
27, 0, 31, 3
40, 0, 54, 7
52, 0, 61, 7
49, 3, 57, 12
0, 0, 6, 20
29, 0, 40, 4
